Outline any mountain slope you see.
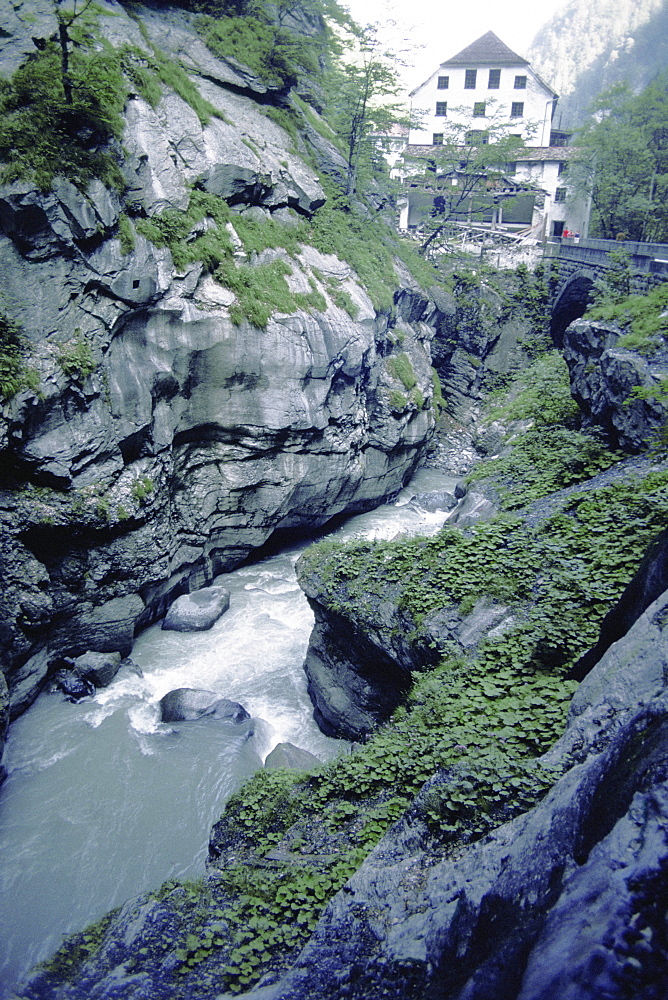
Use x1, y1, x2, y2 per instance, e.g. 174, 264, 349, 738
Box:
529, 0, 668, 127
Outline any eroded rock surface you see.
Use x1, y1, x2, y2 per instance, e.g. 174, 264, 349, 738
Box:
0, 0, 438, 738
562, 318, 668, 451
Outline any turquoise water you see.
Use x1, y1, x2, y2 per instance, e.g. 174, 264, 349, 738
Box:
0, 469, 458, 995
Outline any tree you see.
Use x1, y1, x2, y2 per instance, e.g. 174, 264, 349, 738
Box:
572, 75, 668, 242
401, 107, 535, 256
52, 0, 95, 104
326, 25, 408, 196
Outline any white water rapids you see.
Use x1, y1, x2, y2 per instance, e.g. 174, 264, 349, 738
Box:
0, 468, 459, 996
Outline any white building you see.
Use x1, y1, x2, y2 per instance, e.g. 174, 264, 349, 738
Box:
400, 32, 590, 240
409, 31, 557, 149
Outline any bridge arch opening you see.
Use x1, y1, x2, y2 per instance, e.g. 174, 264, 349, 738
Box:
550, 273, 595, 347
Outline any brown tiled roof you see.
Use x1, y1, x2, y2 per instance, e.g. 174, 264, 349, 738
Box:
441, 31, 528, 67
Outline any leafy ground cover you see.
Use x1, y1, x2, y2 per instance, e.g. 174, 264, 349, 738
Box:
468, 350, 622, 506
586, 281, 668, 353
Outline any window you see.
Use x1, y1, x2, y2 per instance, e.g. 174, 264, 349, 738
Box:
488, 69, 500, 89
435, 102, 448, 116
473, 102, 486, 117
437, 75, 449, 89
506, 161, 517, 174
464, 69, 477, 89
510, 102, 524, 117
432, 133, 444, 145
514, 75, 527, 89
555, 187, 567, 203
558, 161, 567, 176
466, 130, 489, 145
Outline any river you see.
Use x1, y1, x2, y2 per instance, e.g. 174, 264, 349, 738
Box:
0, 468, 459, 996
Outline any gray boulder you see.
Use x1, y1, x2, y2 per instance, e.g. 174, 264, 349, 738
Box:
158, 688, 249, 723
72, 650, 122, 688
162, 585, 231, 632
449, 490, 498, 527
264, 742, 321, 771
410, 489, 458, 513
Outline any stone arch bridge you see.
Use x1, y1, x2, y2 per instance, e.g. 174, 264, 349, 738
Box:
545, 237, 668, 344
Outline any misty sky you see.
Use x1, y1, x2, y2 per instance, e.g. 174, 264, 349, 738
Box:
341, 0, 569, 89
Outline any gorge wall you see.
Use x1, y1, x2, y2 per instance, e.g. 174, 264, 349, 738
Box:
0, 0, 442, 734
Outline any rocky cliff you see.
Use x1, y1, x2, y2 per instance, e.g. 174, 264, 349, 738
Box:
0, 0, 440, 733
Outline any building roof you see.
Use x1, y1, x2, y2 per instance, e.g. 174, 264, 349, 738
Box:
441, 31, 529, 68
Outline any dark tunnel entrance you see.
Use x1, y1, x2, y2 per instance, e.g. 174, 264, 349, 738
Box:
550, 273, 596, 347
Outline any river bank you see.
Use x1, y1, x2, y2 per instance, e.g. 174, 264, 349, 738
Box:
0, 467, 460, 996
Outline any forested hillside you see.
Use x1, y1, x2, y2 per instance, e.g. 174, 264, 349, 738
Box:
529, 0, 668, 127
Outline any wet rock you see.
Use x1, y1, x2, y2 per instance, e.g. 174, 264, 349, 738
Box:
0, 670, 8, 785
409, 489, 458, 513
8, 648, 52, 721
158, 688, 249, 723
72, 650, 123, 688
569, 588, 668, 723
42, 596, 145, 663
162, 586, 231, 632
52, 663, 96, 702
562, 318, 668, 452
264, 742, 321, 771
449, 490, 498, 527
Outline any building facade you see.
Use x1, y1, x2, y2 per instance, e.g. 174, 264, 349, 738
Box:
400, 32, 590, 241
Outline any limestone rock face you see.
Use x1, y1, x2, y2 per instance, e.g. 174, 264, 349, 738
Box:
431, 279, 533, 422
0, 0, 438, 730
562, 318, 668, 451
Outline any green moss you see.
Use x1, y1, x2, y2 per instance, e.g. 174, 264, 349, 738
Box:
148, 46, 224, 127
587, 283, 668, 353
0, 313, 39, 401
468, 350, 619, 506
471, 426, 619, 507
57, 331, 96, 384
326, 281, 359, 318
118, 213, 135, 255
388, 389, 408, 410
387, 352, 417, 391
216, 256, 326, 328
0, 34, 127, 191
231, 213, 308, 257
135, 189, 233, 270
131, 476, 154, 504
196, 12, 312, 90
36, 909, 118, 983
487, 351, 580, 428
